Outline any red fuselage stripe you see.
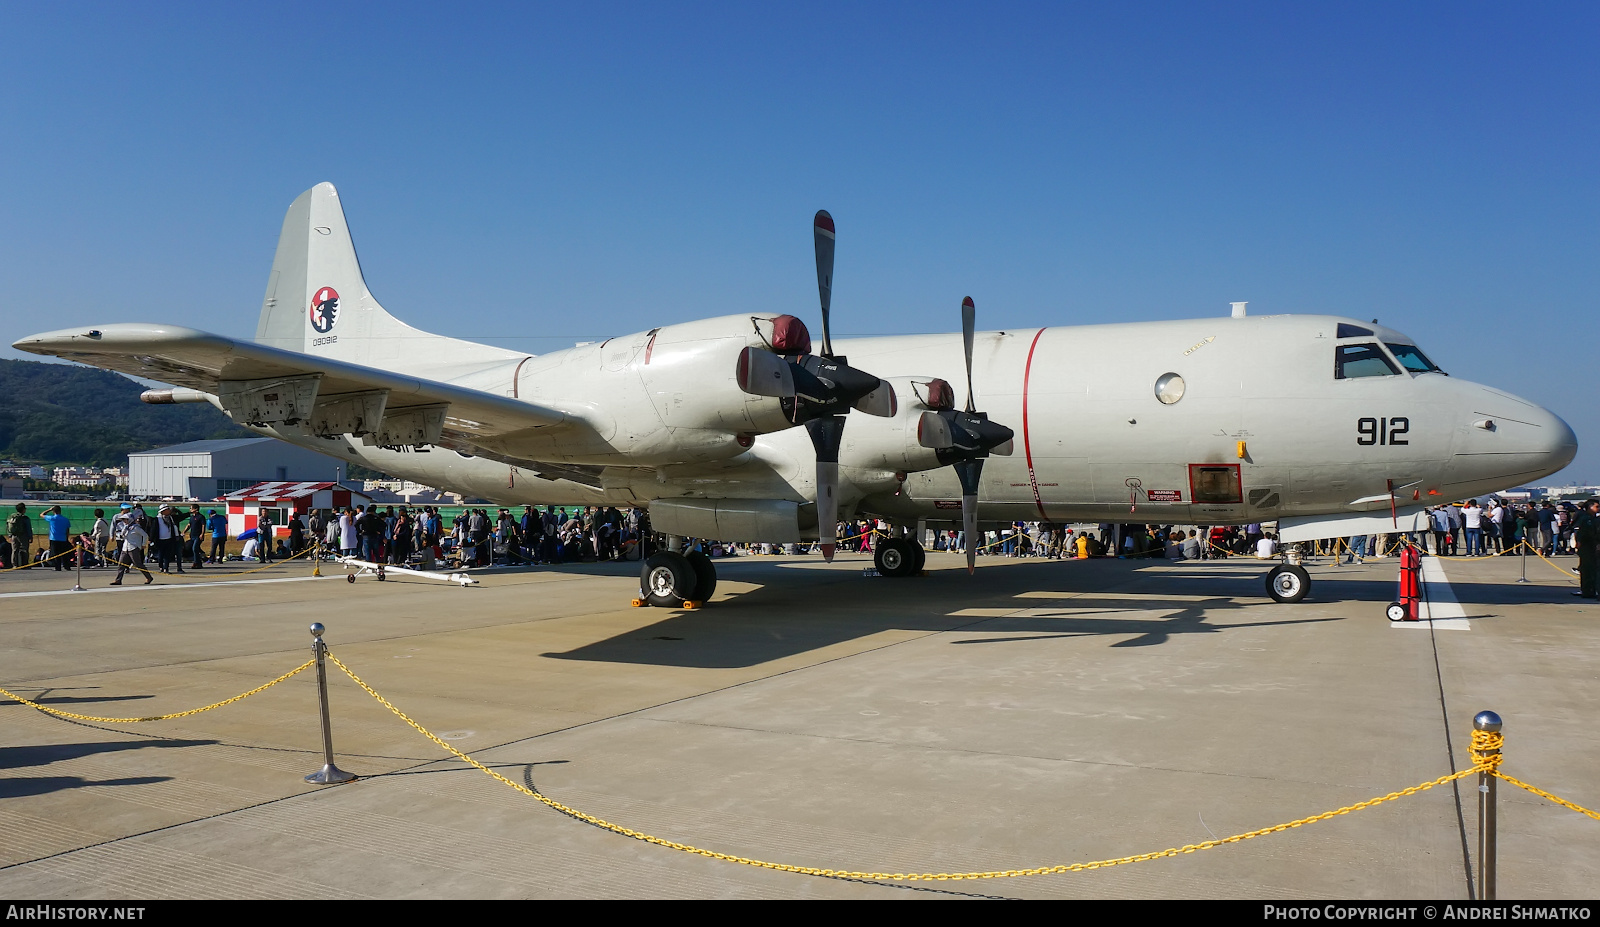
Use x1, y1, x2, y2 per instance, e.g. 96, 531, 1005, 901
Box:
1022, 327, 1048, 521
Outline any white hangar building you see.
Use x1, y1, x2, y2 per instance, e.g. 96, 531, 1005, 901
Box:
128, 438, 347, 501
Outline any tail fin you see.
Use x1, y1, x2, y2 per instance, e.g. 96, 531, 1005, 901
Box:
255, 183, 511, 367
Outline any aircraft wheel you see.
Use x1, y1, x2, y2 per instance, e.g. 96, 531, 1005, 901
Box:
1266, 564, 1310, 603
685, 549, 717, 603
346, 573, 356, 584
875, 539, 916, 578
910, 541, 926, 574
641, 552, 695, 607
1387, 602, 1408, 622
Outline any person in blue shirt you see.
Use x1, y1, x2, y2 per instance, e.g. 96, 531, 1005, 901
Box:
207, 509, 228, 562
42, 505, 73, 571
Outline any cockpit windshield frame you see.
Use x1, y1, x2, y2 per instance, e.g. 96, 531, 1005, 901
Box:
1385, 342, 1444, 375
1334, 343, 1401, 380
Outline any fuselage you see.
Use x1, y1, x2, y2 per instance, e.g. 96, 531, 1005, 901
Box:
276, 312, 1576, 532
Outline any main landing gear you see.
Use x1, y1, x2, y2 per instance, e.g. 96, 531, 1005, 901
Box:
873, 537, 926, 578
638, 549, 716, 608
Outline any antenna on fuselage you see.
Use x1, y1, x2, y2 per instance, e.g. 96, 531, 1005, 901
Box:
1231, 301, 1248, 318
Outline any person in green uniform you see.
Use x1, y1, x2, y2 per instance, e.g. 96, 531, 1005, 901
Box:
1574, 499, 1599, 599
6, 503, 34, 570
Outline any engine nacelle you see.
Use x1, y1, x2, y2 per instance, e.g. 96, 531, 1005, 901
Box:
649, 498, 803, 543
837, 377, 951, 473
634, 314, 798, 436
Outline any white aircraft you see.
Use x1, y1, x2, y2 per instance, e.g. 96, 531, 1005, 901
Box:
14, 183, 1577, 607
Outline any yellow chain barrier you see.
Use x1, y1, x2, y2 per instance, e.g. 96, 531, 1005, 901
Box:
5, 537, 321, 580
1469, 729, 1600, 821
1530, 546, 1580, 580
1495, 772, 1600, 821
0, 545, 76, 572
225, 541, 320, 577
0, 659, 314, 723
1432, 540, 1531, 562
327, 651, 1599, 881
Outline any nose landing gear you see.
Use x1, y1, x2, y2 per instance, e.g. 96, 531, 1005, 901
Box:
1265, 542, 1311, 603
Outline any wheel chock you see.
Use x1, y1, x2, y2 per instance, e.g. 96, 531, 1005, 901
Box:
683, 600, 703, 610
630, 597, 645, 608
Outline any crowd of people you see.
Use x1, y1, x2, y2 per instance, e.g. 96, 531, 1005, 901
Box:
2, 501, 231, 583
309, 503, 651, 568
7, 496, 1597, 594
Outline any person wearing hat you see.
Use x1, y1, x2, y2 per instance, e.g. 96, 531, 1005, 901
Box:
154, 504, 185, 574
110, 512, 154, 585
1574, 499, 1600, 599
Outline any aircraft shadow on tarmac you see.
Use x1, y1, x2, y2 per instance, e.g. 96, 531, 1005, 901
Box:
535, 556, 1562, 667
542, 558, 1362, 669
0, 738, 207, 798
947, 601, 1345, 647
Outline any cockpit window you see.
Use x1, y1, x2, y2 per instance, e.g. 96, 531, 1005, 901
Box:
1336, 323, 1374, 338
1386, 343, 1442, 374
1335, 343, 1400, 379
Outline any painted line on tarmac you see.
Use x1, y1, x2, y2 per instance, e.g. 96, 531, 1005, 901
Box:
0, 575, 331, 599
1391, 556, 1471, 630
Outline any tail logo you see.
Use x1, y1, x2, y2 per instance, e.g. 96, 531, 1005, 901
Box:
309, 287, 340, 333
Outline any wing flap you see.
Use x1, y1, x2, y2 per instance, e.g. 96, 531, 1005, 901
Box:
13, 323, 576, 441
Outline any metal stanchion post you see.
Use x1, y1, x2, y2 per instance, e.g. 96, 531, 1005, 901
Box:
304, 623, 357, 785
1516, 540, 1530, 583
72, 545, 84, 592
1475, 710, 1501, 900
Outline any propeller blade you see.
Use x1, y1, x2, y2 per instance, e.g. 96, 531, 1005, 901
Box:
814, 211, 836, 357
961, 296, 976, 413
805, 416, 846, 562
853, 379, 896, 417
736, 346, 796, 398
954, 458, 984, 575
917, 410, 955, 449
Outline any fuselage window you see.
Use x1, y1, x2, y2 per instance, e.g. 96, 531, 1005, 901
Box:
1336, 323, 1374, 338
1335, 343, 1400, 379
1385, 343, 1443, 374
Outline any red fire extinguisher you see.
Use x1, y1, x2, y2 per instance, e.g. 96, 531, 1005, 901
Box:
1387, 542, 1423, 621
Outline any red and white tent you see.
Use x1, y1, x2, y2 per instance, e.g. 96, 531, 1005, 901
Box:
221, 481, 372, 539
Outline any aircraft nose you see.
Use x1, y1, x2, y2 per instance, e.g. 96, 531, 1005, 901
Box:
1538, 406, 1579, 474
1456, 386, 1577, 485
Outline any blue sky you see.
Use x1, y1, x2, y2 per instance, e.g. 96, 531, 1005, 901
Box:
3, 2, 1595, 480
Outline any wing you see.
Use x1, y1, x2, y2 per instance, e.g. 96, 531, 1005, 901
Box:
12, 323, 580, 446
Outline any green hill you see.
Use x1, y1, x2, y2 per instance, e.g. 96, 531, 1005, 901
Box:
0, 358, 251, 466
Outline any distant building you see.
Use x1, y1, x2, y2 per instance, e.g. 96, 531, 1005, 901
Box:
1532, 485, 1600, 501
52, 466, 114, 487
128, 438, 346, 500
220, 481, 372, 542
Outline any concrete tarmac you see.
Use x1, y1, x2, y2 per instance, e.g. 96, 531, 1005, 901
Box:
1, 548, 1595, 899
